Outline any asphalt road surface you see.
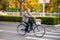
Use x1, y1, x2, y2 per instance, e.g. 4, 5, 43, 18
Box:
0, 22, 60, 40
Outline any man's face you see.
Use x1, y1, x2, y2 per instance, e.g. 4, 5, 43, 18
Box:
27, 8, 31, 13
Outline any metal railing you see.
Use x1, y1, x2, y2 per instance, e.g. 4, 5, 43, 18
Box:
0, 11, 59, 16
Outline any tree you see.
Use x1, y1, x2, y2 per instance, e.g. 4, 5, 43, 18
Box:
0, 0, 9, 11
23, 0, 40, 11
15, 0, 40, 12
45, 0, 60, 13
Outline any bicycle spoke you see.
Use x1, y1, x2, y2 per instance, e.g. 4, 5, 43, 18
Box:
17, 24, 26, 35
34, 25, 45, 38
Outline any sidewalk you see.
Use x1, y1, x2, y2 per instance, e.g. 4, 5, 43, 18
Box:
41, 24, 60, 27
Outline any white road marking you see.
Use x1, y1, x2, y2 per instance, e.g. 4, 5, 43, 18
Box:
4, 31, 17, 33
0, 30, 17, 33
25, 34, 60, 39
0, 29, 60, 35
25, 32, 60, 39
25, 37, 52, 40
0, 27, 17, 29
46, 32, 60, 35
44, 35, 60, 38
0, 30, 4, 32
0, 29, 60, 38
27, 32, 60, 35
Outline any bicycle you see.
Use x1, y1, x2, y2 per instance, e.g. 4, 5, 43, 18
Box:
17, 17, 45, 38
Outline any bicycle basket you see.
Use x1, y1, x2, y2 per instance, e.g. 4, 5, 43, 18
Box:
36, 19, 42, 25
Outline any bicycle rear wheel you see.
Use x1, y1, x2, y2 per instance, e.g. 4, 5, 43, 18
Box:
17, 24, 26, 36
34, 25, 45, 38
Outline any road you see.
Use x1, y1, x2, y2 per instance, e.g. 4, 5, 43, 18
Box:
0, 22, 60, 40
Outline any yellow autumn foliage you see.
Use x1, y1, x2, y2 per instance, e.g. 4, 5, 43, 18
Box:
50, 7, 54, 12
8, 0, 40, 9
0, 5, 3, 9
24, 0, 39, 9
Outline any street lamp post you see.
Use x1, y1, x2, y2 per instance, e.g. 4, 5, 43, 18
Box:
39, 0, 50, 16
20, 0, 24, 16
39, 0, 45, 16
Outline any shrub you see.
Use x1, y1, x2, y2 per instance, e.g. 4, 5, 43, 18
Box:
0, 16, 22, 22
8, 8, 17, 12
0, 16, 58, 25
36, 16, 58, 25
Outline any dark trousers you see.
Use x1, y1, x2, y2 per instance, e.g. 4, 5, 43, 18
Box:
25, 21, 33, 32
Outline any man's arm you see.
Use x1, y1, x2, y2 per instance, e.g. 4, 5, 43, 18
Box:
24, 13, 31, 17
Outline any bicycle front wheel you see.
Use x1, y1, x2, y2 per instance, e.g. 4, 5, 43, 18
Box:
17, 24, 26, 36
34, 25, 45, 38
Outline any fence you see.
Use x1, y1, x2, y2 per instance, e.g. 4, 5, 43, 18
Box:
0, 11, 59, 16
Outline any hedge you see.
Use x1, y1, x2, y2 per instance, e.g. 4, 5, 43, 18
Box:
58, 16, 60, 23
35, 16, 58, 25
0, 16, 22, 22
0, 16, 58, 25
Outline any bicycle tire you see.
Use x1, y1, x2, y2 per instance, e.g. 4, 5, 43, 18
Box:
34, 25, 45, 38
17, 24, 26, 36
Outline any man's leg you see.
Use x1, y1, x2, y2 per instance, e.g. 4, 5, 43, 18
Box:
25, 23, 29, 32
28, 21, 33, 30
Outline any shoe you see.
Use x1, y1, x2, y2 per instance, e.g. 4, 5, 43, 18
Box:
27, 31, 30, 33
30, 28, 33, 31
25, 30, 30, 33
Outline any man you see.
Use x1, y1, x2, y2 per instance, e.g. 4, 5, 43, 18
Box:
22, 8, 33, 32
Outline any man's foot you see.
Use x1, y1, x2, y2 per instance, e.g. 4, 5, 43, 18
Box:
30, 28, 33, 31
27, 31, 30, 33
25, 30, 30, 33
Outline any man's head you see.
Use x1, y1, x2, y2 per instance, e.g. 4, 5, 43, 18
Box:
26, 8, 31, 14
